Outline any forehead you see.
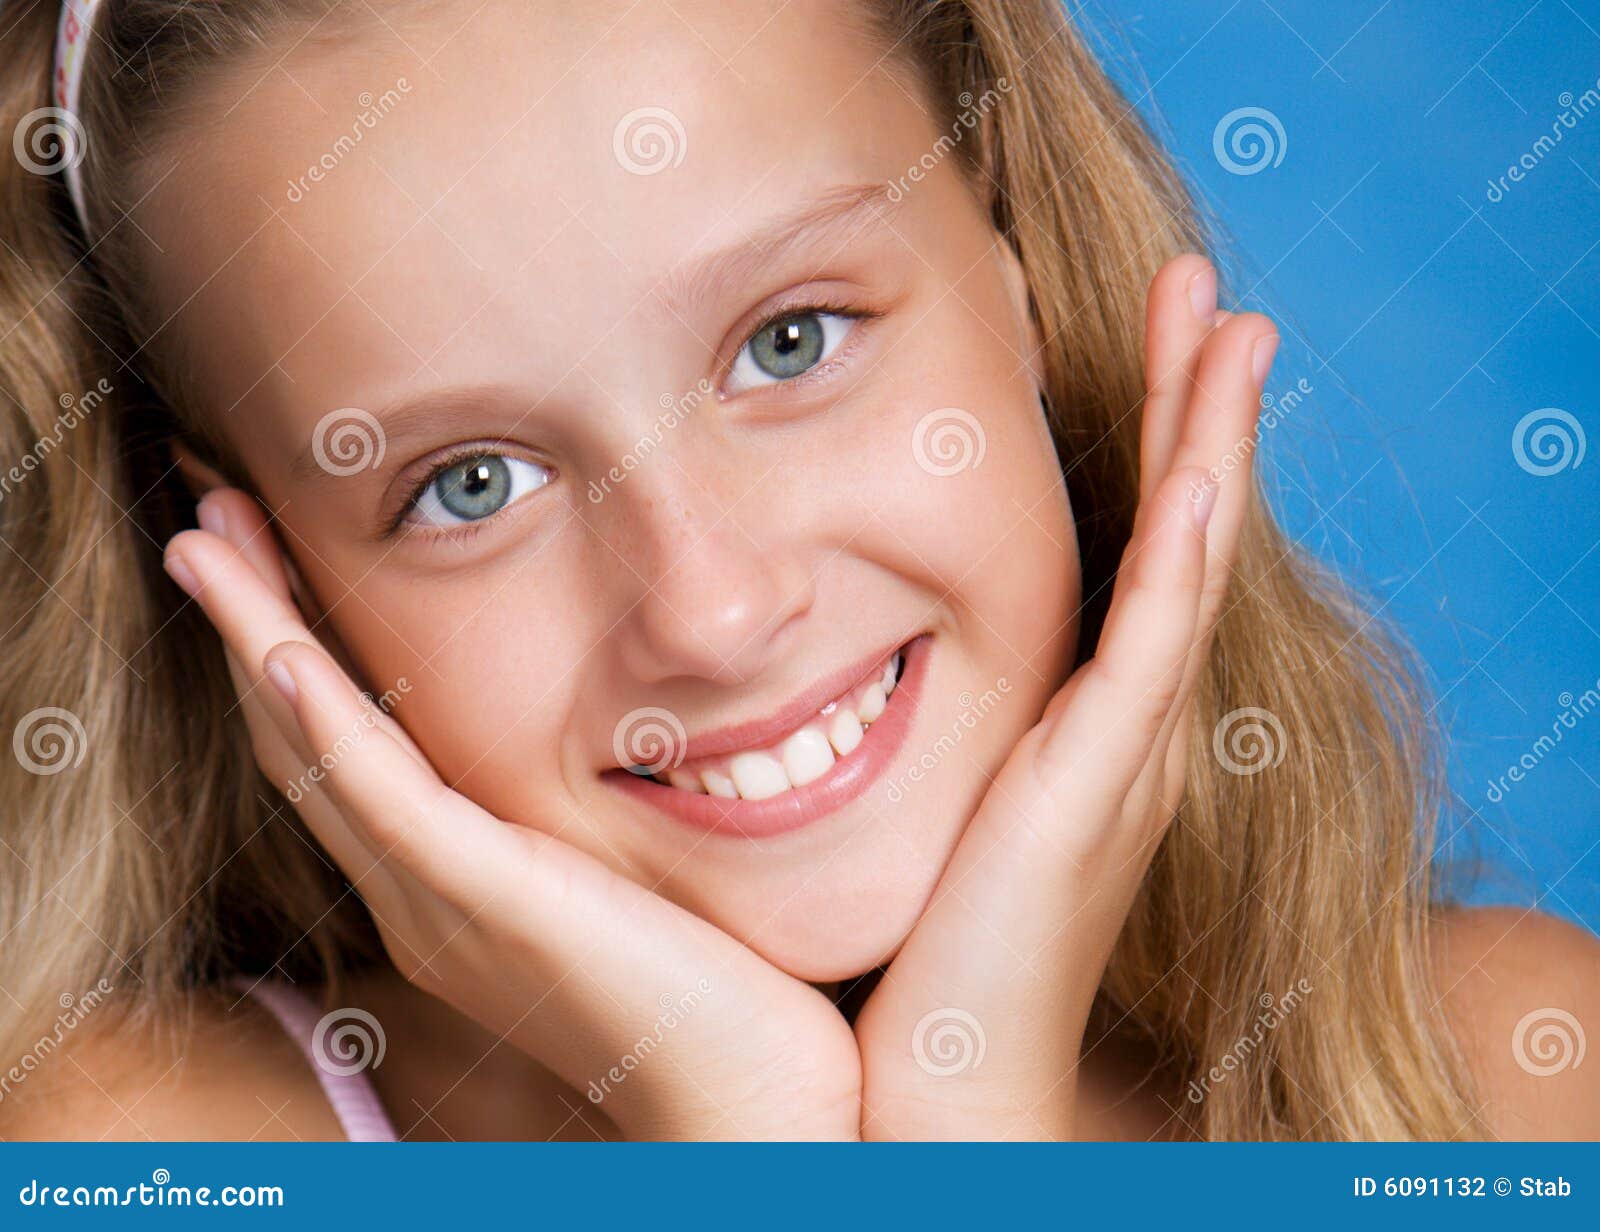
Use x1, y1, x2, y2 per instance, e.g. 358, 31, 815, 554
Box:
136, 0, 934, 414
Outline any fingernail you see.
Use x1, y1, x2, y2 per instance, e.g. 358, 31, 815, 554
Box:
164, 550, 199, 597
1191, 481, 1219, 532
1186, 265, 1217, 321
197, 495, 226, 540
264, 658, 298, 707
1252, 333, 1280, 386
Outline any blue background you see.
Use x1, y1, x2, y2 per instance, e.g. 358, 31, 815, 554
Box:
1089, 1, 1599, 932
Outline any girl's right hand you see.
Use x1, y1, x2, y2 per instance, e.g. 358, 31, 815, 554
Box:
163, 490, 861, 1141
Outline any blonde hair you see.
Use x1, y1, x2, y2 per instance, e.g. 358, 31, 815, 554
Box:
0, 0, 1476, 1138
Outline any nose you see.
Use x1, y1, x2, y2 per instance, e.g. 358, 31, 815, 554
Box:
604, 475, 815, 686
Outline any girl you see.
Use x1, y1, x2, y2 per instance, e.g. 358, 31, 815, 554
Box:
0, 0, 1594, 1141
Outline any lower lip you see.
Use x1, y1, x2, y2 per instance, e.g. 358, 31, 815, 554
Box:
607, 635, 930, 839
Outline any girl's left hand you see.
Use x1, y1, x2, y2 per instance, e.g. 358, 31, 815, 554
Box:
853, 255, 1277, 1139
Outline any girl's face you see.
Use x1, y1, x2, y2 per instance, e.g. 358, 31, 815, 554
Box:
147, 0, 1079, 980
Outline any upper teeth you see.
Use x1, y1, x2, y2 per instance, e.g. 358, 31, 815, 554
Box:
656, 650, 902, 800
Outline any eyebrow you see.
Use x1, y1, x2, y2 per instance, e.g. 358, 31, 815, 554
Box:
288, 384, 533, 483
286, 185, 906, 483
654, 181, 907, 317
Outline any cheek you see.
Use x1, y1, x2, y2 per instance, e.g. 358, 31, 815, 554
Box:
303, 562, 585, 812
815, 378, 1079, 842
816, 263, 1079, 666
884, 416, 1079, 689
839, 348, 1080, 684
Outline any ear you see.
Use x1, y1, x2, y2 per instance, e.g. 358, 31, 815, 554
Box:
171, 439, 230, 501
996, 238, 1044, 390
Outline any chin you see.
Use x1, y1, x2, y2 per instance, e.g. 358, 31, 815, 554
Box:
697, 768, 981, 985
582, 625, 1052, 985
735, 867, 946, 985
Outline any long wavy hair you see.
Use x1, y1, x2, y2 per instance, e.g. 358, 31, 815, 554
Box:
0, 0, 1477, 1138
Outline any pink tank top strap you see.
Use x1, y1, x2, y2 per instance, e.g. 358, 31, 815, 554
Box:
232, 977, 399, 1142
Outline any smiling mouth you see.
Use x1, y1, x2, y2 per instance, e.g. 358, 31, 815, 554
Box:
606, 635, 928, 838
636, 649, 904, 799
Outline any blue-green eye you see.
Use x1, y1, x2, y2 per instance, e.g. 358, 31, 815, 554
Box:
407, 453, 553, 527
728, 311, 853, 391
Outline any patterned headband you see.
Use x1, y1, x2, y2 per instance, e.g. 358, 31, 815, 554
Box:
52, 0, 103, 226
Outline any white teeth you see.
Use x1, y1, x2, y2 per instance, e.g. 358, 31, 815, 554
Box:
729, 751, 791, 800
828, 708, 864, 756
702, 769, 738, 799
656, 647, 909, 799
857, 681, 887, 724
781, 726, 835, 787
667, 769, 706, 794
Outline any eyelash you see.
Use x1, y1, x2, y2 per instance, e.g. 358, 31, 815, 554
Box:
725, 297, 878, 393
384, 298, 880, 542
385, 445, 534, 540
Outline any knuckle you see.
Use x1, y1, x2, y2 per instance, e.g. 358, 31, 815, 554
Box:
1098, 658, 1179, 734
360, 806, 416, 856
1201, 571, 1231, 611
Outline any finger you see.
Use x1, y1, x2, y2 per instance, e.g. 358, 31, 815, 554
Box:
1170, 311, 1277, 617
259, 636, 844, 1139
196, 488, 295, 603
224, 643, 295, 761
1156, 699, 1194, 815
1042, 315, 1272, 797
220, 643, 396, 889
1126, 315, 1278, 812
166, 527, 319, 665
167, 525, 334, 748
1158, 311, 1276, 693
263, 637, 774, 972
193, 490, 376, 693
261, 638, 538, 907
177, 509, 417, 796
1140, 254, 1217, 505
1034, 465, 1212, 803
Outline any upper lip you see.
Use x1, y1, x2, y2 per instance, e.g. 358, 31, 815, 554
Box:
629, 637, 913, 764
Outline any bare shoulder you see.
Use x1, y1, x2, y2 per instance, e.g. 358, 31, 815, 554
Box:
0, 988, 345, 1141
1432, 906, 1600, 1140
